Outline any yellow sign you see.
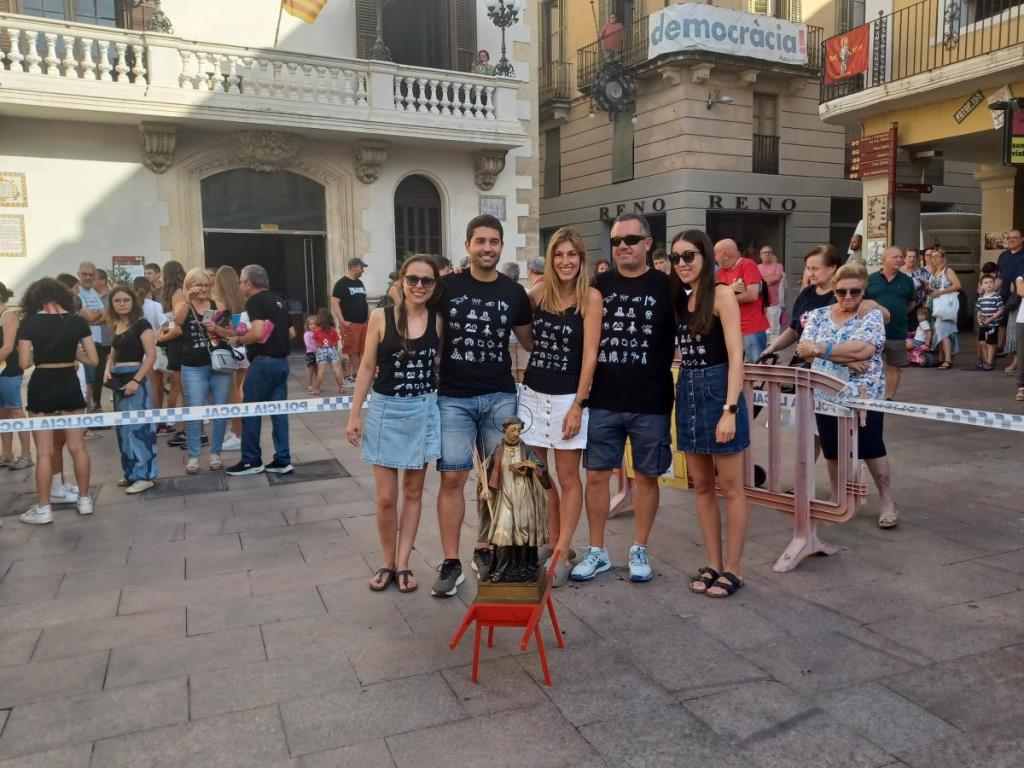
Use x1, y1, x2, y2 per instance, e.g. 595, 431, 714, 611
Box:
260, 223, 279, 232
1011, 137, 1024, 165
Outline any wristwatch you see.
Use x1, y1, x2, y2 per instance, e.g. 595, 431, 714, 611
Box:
722, 404, 738, 414
574, 397, 589, 408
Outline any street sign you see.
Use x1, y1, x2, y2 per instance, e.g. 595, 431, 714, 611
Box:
848, 130, 895, 180
894, 183, 934, 194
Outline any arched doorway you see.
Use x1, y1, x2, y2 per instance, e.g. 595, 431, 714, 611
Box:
201, 169, 328, 340
394, 175, 443, 267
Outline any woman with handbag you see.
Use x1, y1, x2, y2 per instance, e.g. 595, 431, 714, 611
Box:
156, 261, 186, 440
212, 266, 249, 449
926, 248, 961, 370
173, 268, 235, 473
104, 286, 159, 494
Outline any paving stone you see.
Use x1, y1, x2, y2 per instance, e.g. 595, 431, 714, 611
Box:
0, 677, 188, 760
184, 508, 289, 537
260, 607, 411, 660
0, 630, 40, 668
106, 626, 266, 689
344, 632, 477, 686
439, 656, 549, 719
0, 650, 107, 709
683, 680, 895, 768
119, 571, 251, 615
900, 721, 1024, 768
90, 705, 292, 768
737, 630, 918, 695
247, 555, 369, 595
185, 588, 326, 636
33, 608, 183, 661
0, 590, 119, 634
284, 500, 378, 525
296, 740, 396, 768
185, 543, 303, 579
279, 673, 464, 757
580, 705, 756, 768
2, 548, 128, 582
190, 651, 359, 720
0, 744, 92, 768
0, 575, 62, 608
814, 682, 961, 761
54, 559, 183, 599
127, 533, 242, 564
240, 519, 349, 554
386, 703, 597, 768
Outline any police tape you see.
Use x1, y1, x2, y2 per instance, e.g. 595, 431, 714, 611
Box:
748, 388, 1024, 432
0, 396, 365, 434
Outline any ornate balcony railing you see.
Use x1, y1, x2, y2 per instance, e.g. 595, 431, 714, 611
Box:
0, 13, 522, 140
576, 15, 823, 92
820, 0, 1024, 104
753, 133, 780, 174
540, 60, 574, 104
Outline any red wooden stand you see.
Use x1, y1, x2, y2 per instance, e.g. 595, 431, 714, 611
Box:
448, 551, 565, 686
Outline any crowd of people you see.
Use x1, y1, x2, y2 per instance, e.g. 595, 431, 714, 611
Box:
3, 215, 1021, 596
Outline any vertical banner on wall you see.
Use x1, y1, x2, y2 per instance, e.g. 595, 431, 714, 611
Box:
824, 24, 869, 84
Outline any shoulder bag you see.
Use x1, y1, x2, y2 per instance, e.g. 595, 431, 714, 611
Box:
191, 305, 245, 373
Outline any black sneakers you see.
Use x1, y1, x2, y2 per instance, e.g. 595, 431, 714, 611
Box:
264, 460, 294, 474
225, 461, 264, 476
471, 548, 493, 579
431, 559, 464, 597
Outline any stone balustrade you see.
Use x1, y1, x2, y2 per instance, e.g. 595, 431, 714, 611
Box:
0, 13, 523, 142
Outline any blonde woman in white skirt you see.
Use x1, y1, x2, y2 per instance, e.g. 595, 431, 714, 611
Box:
517, 227, 602, 586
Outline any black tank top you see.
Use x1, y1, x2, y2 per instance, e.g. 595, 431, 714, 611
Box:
373, 307, 440, 398
676, 304, 729, 369
523, 305, 584, 395
0, 314, 23, 377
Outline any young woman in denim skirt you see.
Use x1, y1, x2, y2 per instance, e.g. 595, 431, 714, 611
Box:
670, 230, 751, 598
0, 282, 34, 471
518, 227, 601, 587
347, 256, 444, 594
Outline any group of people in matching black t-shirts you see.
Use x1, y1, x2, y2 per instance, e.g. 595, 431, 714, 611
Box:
346, 213, 753, 599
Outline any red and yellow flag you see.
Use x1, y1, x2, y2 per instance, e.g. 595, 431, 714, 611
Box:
282, 0, 327, 24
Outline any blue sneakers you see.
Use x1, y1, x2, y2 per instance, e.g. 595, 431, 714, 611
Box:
628, 544, 652, 582
570, 546, 611, 581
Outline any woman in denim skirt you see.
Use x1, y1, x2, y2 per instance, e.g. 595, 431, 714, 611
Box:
347, 256, 444, 594
670, 230, 751, 599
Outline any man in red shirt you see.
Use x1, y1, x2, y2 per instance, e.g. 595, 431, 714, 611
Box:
714, 238, 770, 361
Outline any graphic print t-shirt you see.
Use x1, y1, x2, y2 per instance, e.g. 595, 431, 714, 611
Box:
438, 271, 531, 398
589, 269, 675, 414
331, 276, 369, 324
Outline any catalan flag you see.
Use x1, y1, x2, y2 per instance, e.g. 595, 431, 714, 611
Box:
282, 0, 327, 24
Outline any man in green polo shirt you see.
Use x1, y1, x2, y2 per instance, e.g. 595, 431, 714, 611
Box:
867, 246, 916, 400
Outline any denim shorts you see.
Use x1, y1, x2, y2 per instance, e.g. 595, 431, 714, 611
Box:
362, 391, 441, 470
675, 363, 750, 455
583, 408, 671, 476
437, 392, 517, 471
0, 375, 23, 409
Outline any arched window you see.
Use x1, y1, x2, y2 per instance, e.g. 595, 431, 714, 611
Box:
394, 175, 442, 266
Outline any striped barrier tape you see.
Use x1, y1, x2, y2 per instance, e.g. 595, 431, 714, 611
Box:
0, 395, 364, 434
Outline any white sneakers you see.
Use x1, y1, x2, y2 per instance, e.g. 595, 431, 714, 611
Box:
51, 483, 79, 504
77, 496, 94, 515
20, 505, 53, 525
125, 480, 154, 495
221, 433, 242, 451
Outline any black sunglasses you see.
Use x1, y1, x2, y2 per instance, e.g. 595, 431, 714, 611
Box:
670, 250, 699, 265
834, 287, 863, 298
609, 234, 647, 247
404, 275, 436, 288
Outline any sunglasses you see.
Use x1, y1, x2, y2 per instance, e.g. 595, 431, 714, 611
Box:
670, 251, 699, 265
834, 288, 863, 298
404, 275, 436, 288
609, 235, 647, 247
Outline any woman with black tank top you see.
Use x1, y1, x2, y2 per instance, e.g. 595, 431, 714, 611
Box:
0, 281, 33, 470
104, 286, 158, 495
347, 256, 444, 594
670, 229, 751, 599
17, 278, 98, 525
155, 261, 186, 440
517, 227, 601, 587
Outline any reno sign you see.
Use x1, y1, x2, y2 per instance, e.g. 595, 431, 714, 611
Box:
649, 3, 808, 67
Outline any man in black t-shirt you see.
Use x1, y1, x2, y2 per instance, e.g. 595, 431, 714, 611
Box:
331, 258, 369, 385
226, 265, 294, 477
431, 215, 533, 598
571, 213, 676, 586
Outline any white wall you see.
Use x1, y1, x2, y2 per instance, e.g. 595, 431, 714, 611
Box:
0, 120, 168, 298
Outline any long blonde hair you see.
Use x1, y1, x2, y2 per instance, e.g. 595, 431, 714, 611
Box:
539, 227, 589, 317
212, 265, 245, 314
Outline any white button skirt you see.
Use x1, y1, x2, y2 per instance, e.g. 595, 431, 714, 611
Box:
516, 383, 588, 451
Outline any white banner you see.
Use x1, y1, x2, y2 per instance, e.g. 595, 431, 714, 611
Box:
648, 3, 809, 66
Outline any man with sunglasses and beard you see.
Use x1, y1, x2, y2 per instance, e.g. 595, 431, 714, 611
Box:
431, 214, 534, 598
571, 213, 676, 584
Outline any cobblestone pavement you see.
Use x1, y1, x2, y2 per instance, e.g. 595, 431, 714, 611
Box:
1, 355, 1022, 767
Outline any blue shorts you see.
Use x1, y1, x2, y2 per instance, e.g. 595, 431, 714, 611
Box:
437, 392, 517, 472
362, 391, 440, 470
0, 375, 23, 409
583, 408, 671, 477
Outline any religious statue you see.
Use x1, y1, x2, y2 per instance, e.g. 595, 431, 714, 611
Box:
477, 416, 551, 583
